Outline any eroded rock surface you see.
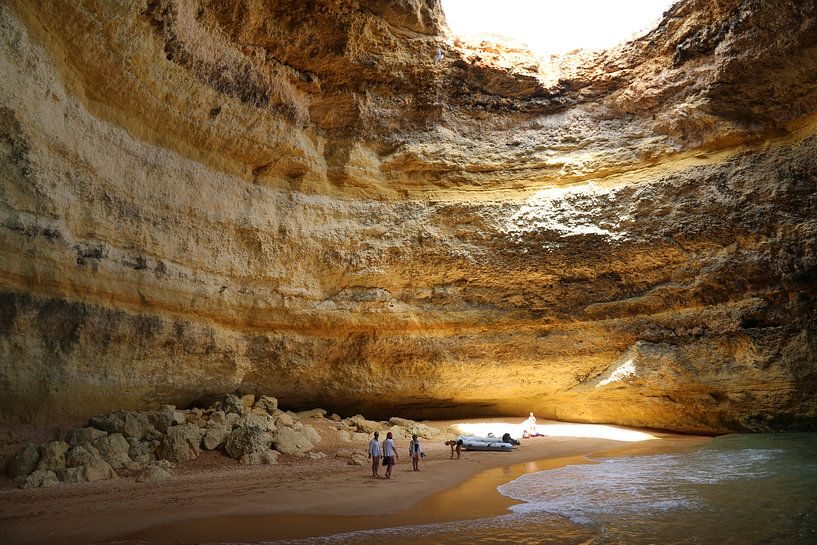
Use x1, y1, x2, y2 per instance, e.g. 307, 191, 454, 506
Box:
0, 0, 816, 433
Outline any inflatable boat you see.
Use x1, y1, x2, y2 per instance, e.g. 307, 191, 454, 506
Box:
457, 435, 514, 452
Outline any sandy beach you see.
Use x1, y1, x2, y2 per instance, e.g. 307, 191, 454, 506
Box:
0, 418, 710, 545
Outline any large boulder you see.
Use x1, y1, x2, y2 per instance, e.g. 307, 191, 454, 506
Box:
122, 412, 160, 440
156, 424, 203, 462
66, 445, 100, 467
7, 443, 40, 478
89, 412, 126, 434
23, 469, 60, 489
224, 426, 271, 459
62, 458, 116, 483
202, 411, 232, 450
148, 406, 186, 434
253, 395, 278, 414
65, 427, 108, 447
345, 415, 383, 434
211, 394, 245, 416
37, 441, 69, 472
93, 433, 132, 468
272, 427, 315, 456
274, 412, 295, 428
237, 412, 277, 433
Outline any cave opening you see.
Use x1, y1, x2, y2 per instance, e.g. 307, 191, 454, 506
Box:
441, 0, 676, 58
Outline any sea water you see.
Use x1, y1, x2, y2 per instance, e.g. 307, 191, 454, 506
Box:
272, 433, 817, 545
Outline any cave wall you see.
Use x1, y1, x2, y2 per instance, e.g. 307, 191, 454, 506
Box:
1, 0, 816, 433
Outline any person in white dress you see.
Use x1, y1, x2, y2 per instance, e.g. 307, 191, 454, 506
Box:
523, 412, 537, 438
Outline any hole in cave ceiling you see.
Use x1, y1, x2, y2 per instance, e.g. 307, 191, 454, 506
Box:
441, 0, 677, 58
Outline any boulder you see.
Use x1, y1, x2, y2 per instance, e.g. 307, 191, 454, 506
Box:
413, 423, 441, 439
183, 409, 208, 429
388, 426, 409, 439
329, 413, 341, 422
224, 426, 271, 459
123, 412, 160, 440
65, 426, 108, 447
202, 411, 232, 450
240, 394, 256, 410
137, 464, 172, 483
274, 412, 295, 428
388, 417, 416, 428
148, 406, 185, 434
66, 445, 100, 467
272, 427, 314, 456
296, 408, 327, 419
302, 425, 321, 445
253, 395, 278, 414
352, 432, 371, 442
239, 449, 279, 465
89, 412, 126, 434
156, 424, 203, 462
237, 412, 277, 433
93, 433, 132, 468
37, 441, 69, 472
23, 469, 60, 489
126, 437, 152, 463
347, 452, 369, 466
212, 394, 245, 416
345, 415, 382, 434
62, 458, 116, 483
7, 443, 40, 478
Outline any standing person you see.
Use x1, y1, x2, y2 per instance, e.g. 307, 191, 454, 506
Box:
408, 434, 424, 471
368, 431, 382, 478
382, 431, 398, 479
523, 412, 537, 438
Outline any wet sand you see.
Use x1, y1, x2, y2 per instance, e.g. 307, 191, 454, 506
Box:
0, 418, 710, 545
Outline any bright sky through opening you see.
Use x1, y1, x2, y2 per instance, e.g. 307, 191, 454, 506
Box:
442, 0, 676, 57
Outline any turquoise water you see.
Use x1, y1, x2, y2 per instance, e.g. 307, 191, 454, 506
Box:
274, 433, 817, 545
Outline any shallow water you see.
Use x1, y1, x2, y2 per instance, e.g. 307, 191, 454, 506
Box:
267, 433, 817, 545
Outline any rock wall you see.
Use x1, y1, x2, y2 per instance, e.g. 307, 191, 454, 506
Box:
1, 0, 816, 433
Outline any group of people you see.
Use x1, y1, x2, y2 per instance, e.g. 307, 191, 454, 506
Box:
366, 431, 429, 478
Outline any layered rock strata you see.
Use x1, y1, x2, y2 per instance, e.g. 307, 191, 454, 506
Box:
1, 0, 816, 433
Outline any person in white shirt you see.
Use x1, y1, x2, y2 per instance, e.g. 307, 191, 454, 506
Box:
408, 434, 424, 471
368, 431, 382, 478
382, 431, 399, 479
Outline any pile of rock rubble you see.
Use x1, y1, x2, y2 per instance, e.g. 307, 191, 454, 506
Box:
6, 394, 321, 488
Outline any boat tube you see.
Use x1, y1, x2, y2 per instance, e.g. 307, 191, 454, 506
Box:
457, 435, 514, 452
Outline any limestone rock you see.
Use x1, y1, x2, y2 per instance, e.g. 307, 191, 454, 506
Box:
212, 394, 246, 416
239, 449, 279, 465
224, 426, 271, 460
296, 408, 327, 419
240, 394, 256, 410
23, 469, 60, 489
137, 464, 172, 483
37, 441, 69, 472
7, 443, 40, 478
202, 411, 232, 450
236, 412, 277, 433
156, 424, 204, 462
62, 458, 116, 483
345, 415, 383, 434
274, 412, 295, 428
347, 452, 369, 466
126, 437, 153, 463
66, 445, 99, 468
89, 413, 126, 434
272, 427, 314, 456
301, 425, 321, 445
93, 433, 132, 468
65, 427, 108, 447
253, 396, 278, 414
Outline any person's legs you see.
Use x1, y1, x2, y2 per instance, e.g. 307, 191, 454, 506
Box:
372, 455, 380, 477
385, 457, 392, 479
412, 455, 419, 471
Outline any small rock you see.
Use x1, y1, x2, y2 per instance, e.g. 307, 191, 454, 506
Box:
93, 433, 132, 468
296, 408, 327, 419
123, 412, 160, 440
239, 449, 279, 465
66, 445, 99, 468
23, 469, 60, 488
352, 432, 370, 442
65, 427, 108, 447
237, 412, 277, 433
253, 395, 278, 414
272, 427, 314, 456
62, 458, 116, 483
347, 452, 369, 466
37, 441, 69, 472
7, 443, 40, 478
308, 451, 326, 460
202, 411, 231, 450
137, 464, 171, 483
337, 430, 351, 442
225, 426, 272, 459
156, 424, 203, 462
127, 437, 152, 462
240, 394, 256, 410
212, 394, 245, 416
89, 413, 126, 434
329, 413, 341, 422
302, 425, 321, 445
274, 412, 295, 428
